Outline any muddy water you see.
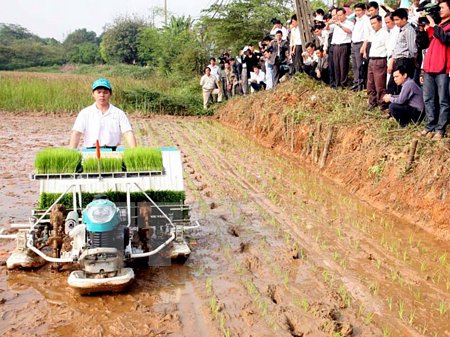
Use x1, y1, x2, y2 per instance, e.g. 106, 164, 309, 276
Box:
0, 114, 448, 337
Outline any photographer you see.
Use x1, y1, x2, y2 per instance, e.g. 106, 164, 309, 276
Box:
419, 0, 450, 140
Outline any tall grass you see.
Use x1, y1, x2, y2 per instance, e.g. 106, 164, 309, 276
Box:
0, 68, 204, 115
34, 148, 82, 174
123, 147, 163, 172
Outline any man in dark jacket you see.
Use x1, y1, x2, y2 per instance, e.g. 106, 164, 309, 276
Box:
419, 0, 450, 140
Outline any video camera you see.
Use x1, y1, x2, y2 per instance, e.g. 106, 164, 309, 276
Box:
417, 1, 441, 25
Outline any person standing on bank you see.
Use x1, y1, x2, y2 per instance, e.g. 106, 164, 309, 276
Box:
351, 3, 371, 91
289, 14, 304, 74
367, 15, 390, 110
69, 78, 137, 149
330, 8, 354, 88
419, 0, 450, 140
387, 8, 417, 94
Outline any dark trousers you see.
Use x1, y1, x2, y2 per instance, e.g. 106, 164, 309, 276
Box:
292, 45, 303, 73
273, 63, 288, 86
250, 81, 266, 91
387, 57, 415, 94
367, 58, 387, 108
328, 45, 335, 87
333, 43, 351, 88
389, 103, 423, 127
351, 42, 364, 85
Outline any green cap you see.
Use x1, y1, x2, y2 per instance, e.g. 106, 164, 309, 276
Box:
92, 78, 112, 91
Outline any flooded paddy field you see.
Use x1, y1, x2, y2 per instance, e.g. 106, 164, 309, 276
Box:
0, 113, 448, 337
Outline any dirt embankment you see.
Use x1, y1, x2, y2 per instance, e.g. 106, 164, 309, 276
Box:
217, 79, 450, 241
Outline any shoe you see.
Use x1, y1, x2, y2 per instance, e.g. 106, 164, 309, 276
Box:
432, 133, 443, 140
416, 130, 429, 137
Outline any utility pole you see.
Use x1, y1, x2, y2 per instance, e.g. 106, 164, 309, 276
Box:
164, 0, 168, 26
294, 0, 314, 45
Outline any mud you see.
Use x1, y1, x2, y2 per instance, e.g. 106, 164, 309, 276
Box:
0, 113, 449, 337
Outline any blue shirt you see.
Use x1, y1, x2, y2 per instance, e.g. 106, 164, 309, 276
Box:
390, 78, 424, 112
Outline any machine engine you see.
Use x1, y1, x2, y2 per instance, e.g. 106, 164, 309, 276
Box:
81, 198, 124, 278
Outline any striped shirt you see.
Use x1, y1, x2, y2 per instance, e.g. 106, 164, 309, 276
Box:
392, 23, 417, 59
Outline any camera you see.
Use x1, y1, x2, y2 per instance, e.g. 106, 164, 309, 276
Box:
417, 1, 441, 25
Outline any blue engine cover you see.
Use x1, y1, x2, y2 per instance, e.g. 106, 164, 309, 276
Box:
83, 199, 120, 233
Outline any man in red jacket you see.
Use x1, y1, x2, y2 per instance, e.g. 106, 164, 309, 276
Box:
420, 0, 450, 140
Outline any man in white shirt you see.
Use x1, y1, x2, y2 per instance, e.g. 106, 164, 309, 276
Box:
249, 65, 266, 92
331, 8, 354, 88
270, 19, 289, 40
384, 12, 400, 85
367, 15, 390, 110
290, 14, 303, 74
351, 3, 371, 90
69, 78, 137, 149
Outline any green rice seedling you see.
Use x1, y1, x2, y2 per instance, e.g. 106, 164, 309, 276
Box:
398, 300, 405, 320
205, 277, 213, 296
437, 301, 447, 316
35, 148, 81, 174
82, 157, 123, 173
364, 312, 374, 325
123, 147, 163, 172
408, 309, 416, 326
386, 297, 393, 311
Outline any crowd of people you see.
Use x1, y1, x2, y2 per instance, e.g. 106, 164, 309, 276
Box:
200, 0, 449, 140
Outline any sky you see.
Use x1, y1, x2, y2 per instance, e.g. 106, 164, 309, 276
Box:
0, 0, 215, 41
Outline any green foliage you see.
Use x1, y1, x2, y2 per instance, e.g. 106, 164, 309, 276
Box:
83, 157, 123, 173
38, 190, 186, 209
123, 147, 163, 172
309, 0, 328, 12
0, 70, 205, 115
63, 29, 100, 64
198, 0, 294, 52
100, 16, 146, 64
138, 16, 208, 75
0, 24, 65, 70
34, 148, 82, 174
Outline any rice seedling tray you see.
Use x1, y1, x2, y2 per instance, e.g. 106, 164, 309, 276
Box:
30, 170, 164, 180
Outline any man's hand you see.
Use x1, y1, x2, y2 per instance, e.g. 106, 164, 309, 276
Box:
426, 15, 436, 28
387, 58, 394, 74
383, 94, 391, 103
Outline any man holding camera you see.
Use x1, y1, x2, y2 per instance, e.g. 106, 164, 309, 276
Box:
419, 0, 450, 140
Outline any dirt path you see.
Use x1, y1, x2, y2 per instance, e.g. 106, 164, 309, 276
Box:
0, 114, 448, 337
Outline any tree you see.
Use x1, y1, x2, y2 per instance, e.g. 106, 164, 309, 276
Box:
0, 23, 65, 69
138, 15, 208, 75
100, 16, 146, 64
63, 29, 99, 64
198, 0, 294, 53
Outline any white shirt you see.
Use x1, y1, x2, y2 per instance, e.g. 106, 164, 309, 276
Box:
331, 20, 354, 45
72, 103, 132, 148
270, 26, 289, 40
200, 74, 216, 90
369, 28, 390, 58
290, 26, 302, 46
302, 51, 319, 65
249, 70, 266, 84
387, 25, 400, 58
208, 64, 220, 80
352, 15, 371, 43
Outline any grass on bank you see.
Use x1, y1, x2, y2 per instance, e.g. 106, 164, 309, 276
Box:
0, 65, 205, 115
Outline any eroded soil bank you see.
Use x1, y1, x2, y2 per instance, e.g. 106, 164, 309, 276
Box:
217, 81, 450, 242
0, 113, 448, 337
